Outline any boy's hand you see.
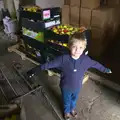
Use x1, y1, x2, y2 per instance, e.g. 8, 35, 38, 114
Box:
105, 68, 112, 74
27, 70, 35, 78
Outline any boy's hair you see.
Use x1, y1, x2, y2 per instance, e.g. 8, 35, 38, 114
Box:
68, 32, 87, 48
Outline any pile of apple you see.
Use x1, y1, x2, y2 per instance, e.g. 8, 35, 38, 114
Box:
23, 6, 41, 12
48, 40, 68, 48
51, 25, 86, 35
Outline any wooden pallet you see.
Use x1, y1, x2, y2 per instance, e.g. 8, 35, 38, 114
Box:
8, 44, 39, 65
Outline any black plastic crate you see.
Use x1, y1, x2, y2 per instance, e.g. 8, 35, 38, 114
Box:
45, 30, 69, 43
20, 10, 42, 21
23, 35, 45, 51
20, 7, 61, 21
22, 18, 45, 32
22, 18, 61, 32
26, 51, 45, 64
46, 42, 69, 54
46, 45, 64, 56
51, 7, 61, 19
45, 29, 90, 43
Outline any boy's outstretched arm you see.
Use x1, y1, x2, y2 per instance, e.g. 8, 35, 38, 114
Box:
27, 56, 63, 77
87, 56, 112, 74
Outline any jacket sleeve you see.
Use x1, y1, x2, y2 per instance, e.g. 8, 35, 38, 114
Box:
87, 56, 107, 73
31, 56, 63, 74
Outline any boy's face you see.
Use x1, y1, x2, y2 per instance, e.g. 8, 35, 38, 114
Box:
70, 40, 86, 58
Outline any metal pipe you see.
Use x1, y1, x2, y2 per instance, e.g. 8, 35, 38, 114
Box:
14, 76, 26, 93
41, 89, 63, 120
12, 85, 43, 101
0, 86, 8, 102
13, 65, 33, 90
0, 69, 18, 96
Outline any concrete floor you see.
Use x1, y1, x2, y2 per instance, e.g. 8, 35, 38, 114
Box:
0, 30, 120, 120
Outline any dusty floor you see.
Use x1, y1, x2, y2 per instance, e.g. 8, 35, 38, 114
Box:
0, 30, 120, 120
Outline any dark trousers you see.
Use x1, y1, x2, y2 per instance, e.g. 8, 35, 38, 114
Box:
61, 88, 80, 114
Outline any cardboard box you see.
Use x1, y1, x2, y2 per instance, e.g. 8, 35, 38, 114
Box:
80, 8, 92, 27
89, 27, 113, 57
91, 27, 105, 40
88, 27, 105, 57
100, 0, 107, 6
70, 24, 80, 27
81, 0, 100, 9
109, 8, 120, 31
62, 5, 70, 24
64, 0, 81, 6
107, 0, 120, 7
70, 6, 80, 26
91, 7, 114, 29
64, 0, 70, 5
70, 0, 81, 7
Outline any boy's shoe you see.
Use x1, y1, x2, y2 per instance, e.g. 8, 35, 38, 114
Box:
64, 113, 71, 120
71, 110, 78, 118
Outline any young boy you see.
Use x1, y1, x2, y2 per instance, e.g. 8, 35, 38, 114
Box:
27, 32, 111, 120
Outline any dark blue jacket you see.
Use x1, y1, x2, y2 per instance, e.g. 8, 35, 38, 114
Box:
33, 54, 107, 91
